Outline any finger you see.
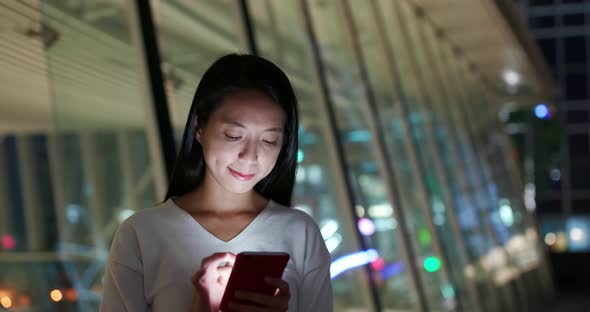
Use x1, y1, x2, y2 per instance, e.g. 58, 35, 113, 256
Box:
217, 266, 233, 276
265, 278, 290, 297
217, 275, 226, 285
200, 252, 235, 268
192, 269, 206, 287
234, 291, 287, 309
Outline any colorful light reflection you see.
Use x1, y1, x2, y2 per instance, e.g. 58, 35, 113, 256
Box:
330, 249, 378, 279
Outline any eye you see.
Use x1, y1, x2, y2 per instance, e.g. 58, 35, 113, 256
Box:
263, 140, 278, 146
225, 134, 241, 141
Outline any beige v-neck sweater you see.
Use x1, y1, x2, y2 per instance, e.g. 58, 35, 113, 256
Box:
100, 199, 333, 312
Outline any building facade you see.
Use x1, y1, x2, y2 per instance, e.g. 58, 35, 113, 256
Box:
513, 0, 590, 253
0, 0, 555, 311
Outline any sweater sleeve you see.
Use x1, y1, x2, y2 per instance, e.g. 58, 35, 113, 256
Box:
100, 220, 148, 312
298, 219, 334, 312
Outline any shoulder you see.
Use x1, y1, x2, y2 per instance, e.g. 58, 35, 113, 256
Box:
117, 200, 176, 232
266, 201, 320, 231
108, 201, 176, 269
111, 200, 180, 249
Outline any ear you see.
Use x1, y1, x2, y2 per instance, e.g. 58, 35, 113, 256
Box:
195, 128, 202, 143
194, 115, 201, 143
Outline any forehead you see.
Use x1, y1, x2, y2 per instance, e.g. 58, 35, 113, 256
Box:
214, 90, 285, 125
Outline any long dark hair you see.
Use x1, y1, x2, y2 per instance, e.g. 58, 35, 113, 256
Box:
165, 54, 299, 207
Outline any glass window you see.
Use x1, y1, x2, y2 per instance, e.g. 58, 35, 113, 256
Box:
572, 200, 590, 213
0, 1, 162, 310
382, 2, 494, 311
351, 1, 479, 310
571, 159, 590, 189
565, 73, 588, 100
529, 0, 556, 5
536, 38, 557, 65
567, 110, 589, 124
537, 200, 562, 214
152, 0, 246, 140
562, 14, 585, 26
529, 16, 555, 28
564, 36, 587, 64
307, 0, 426, 309
247, 1, 375, 310
569, 133, 590, 158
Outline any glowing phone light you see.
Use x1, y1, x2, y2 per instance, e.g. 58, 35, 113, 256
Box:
330, 249, 379, 279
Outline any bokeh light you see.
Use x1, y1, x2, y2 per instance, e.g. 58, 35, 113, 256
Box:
50, 289, 63, 302
0, 296, 12, 309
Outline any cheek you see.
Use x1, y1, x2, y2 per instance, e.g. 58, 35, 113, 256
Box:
260, 148, 282, 171
202, 140, 238, 164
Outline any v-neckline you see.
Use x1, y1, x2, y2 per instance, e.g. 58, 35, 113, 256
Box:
168, 198, 272, 244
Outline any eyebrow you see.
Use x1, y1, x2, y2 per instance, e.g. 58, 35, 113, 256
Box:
223, 120, 283, 133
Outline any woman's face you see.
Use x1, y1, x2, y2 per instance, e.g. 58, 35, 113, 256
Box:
196, 90, 286, 194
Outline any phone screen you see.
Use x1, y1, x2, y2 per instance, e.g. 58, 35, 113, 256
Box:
219, 252, 290, 311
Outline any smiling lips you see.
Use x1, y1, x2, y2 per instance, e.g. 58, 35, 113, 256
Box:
228, 167, 256, 181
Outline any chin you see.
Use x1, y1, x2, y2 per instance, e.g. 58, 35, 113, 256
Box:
223, 179, 259, 194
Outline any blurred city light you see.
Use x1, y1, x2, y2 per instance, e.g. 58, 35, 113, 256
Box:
370, 257, 385, 271
381, 261, 405, 280
423, 257, 441, 272
550, 169, 561, 181
569, 227, 584, 242
0, 296, 11, 309
374, 218, 397, 232
50, 289, 63, 302
499, 200, 515, 227
320, 219, 339, 239
297, 149, 304, 163
117, 209, 135, 223
367, 204, 393, 218
1, 234, 16, 250
357, 217, 376, 236
330, 249, 379, 279
544, 232, 557, 245
294, 204, 312, 216
503, 70, 520, 86
355, 205, 365, 217
325, 233, 342, 254
442, 284, 456, 299
347, 130, 371, 142
566, 218, 590, 251
534, 104, 550, 119
64, 288, 78, 302
524, 183, 536, 211
553, 232, 568, 252
418, 228, 432, 246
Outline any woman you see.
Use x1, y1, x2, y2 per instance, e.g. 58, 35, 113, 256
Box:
100, 54, 333, 312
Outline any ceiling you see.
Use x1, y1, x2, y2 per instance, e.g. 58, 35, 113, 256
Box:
409, 0, 553, 103
0, 0, 553, 135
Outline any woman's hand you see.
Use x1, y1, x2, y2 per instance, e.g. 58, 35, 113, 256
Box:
189, 252, 236, 312
227, 277, 290, 312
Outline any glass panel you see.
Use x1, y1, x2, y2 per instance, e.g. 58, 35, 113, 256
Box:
247, 1, 375, 310
435, 38, 519, 312
308, 0, 442, 310
152, 0, 245, 140
0, 1, 159, 311
352, 1, 468, 311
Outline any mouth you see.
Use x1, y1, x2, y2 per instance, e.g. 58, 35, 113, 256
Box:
228, 167, 256, 181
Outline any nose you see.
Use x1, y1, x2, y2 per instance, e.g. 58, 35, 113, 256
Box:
238, 140, 258, 163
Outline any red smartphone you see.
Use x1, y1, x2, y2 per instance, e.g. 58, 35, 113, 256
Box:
219, 251, 290, 311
